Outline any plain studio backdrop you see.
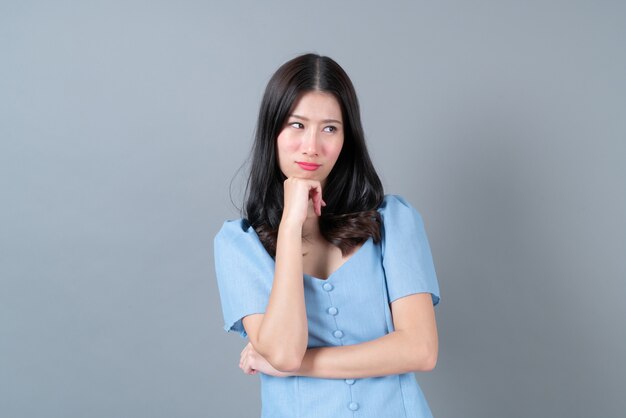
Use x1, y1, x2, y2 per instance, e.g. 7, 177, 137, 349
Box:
1, 1, 625, 417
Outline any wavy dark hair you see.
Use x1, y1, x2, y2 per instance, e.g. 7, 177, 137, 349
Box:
243, 53, 384, 257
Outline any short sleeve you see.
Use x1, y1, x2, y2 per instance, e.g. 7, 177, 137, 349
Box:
378, 195, 441, 306
213, 219, 275, 338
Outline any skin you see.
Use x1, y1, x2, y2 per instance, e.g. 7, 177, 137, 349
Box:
239, 90, 439, 378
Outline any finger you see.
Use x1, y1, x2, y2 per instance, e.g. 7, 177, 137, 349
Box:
245, 363, 256, 375
310, 184, 323, 216
239, 343, 251, 369
241, 355, 252, 374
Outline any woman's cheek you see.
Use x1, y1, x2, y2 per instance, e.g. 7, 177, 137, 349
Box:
324, 141, 343, 161
279, 132, 301, 153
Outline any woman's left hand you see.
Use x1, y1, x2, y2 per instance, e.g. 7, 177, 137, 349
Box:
239, 342, 294, 377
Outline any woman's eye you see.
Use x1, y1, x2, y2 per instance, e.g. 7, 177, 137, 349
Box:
289, 122, 304, 129
323, 126, 337, 133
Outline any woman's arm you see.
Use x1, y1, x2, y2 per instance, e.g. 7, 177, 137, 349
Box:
245, 221, 306, 372
293, 293, 438, 378
240, 293, 438, 378
242, 178, 325, 373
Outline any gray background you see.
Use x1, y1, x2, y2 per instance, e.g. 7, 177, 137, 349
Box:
1, 1, 625, 417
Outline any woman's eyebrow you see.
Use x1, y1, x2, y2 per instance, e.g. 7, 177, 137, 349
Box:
290, 114, 343, 124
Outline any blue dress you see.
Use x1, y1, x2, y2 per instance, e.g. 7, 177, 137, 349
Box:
214, 194, 441, 418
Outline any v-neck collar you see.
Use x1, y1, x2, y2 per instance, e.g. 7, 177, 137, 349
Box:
302, 237, 373, 281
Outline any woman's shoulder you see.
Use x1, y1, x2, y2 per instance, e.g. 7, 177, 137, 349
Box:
376, 194, 426, 234
214, 217, 275, 266
214, 218, 257, 245
377, 194, 422, 217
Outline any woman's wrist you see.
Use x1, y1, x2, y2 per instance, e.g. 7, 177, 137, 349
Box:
278, 217, 303, 234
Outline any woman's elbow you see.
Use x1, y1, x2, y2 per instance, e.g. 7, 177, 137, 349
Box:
266, 352, 303, 373
409, 341, 438, 372
254, 336, 305, 372
257, 342, 304, 372
420, 348, 438, 372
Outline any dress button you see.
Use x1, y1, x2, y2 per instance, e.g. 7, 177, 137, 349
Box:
322, 282, 333, 291
333, 330, 344, 339
327, 306, 338, 316
344, 379, 355, 385
348, 402, 359, 411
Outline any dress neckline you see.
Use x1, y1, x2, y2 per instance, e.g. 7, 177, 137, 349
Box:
303, 237, 373, 281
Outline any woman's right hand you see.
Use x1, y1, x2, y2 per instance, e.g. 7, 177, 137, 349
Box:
281, 177, 326, 226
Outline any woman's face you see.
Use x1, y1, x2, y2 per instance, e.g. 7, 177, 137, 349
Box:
276, 91, 344, 187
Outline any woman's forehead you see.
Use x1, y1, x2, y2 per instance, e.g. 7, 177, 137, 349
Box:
289, 91, 343, 122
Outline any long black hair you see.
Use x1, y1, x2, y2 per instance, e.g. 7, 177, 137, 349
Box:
243, 53, 384, 256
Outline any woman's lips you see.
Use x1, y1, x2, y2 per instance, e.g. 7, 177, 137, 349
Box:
296, 161, 321, 171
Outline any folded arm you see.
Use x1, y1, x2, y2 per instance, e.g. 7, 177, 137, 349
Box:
243, 221, 308, 372
241, 292, 438, 378
293, 292, 438, 378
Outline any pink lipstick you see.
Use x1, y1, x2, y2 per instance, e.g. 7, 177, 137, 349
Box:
296, 161, 321, 171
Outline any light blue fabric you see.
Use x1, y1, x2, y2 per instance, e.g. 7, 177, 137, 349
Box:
214, 194, 440, 418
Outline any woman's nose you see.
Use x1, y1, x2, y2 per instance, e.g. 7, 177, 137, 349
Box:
302, 129, 319, 155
